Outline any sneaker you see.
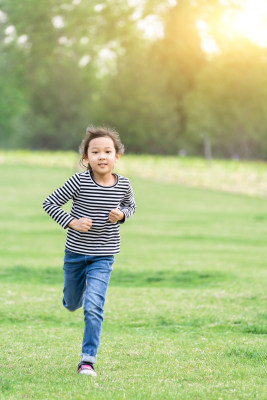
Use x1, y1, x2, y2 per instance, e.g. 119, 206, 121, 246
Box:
77, 361, 97, 376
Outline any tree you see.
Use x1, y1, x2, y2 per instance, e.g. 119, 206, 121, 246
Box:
1, 0, 267, 159
91, 40, 180, 154
184, 40, 267, 158
0, 0, 141, 149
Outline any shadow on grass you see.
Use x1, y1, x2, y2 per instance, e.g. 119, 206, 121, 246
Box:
110, 269, 232, 288
225, 346, 267, 361
1, 265, 232, 288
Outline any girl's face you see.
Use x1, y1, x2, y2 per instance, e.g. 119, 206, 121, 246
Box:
84, 136, 120, 176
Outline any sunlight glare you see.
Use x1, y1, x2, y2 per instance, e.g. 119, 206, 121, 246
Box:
234, 0, 267, 46
225, 0, 267, 47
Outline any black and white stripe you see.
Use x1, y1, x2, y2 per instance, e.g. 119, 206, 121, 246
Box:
43, 171, 136, 255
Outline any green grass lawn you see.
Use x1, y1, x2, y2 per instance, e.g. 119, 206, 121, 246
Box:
0, 157, 267, 399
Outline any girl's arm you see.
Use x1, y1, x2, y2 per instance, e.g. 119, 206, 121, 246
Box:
42, 174, 80, 229
118, 182, 136, 223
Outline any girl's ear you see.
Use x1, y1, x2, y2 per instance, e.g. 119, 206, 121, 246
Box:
115, 153, 121, 163
81, 154, 89, 169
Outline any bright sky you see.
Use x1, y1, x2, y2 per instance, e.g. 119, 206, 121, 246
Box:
196, 0, 267, 53
134, 0, 267, 52
225, 0, 267, 47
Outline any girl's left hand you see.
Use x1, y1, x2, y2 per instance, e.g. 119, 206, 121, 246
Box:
109, 208, 124, 223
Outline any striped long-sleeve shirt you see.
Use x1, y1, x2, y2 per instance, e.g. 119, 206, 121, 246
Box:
43, 170, 136, 255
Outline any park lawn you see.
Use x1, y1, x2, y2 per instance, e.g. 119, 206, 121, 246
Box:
1, 150, 267, 197
0, 161, 266, 400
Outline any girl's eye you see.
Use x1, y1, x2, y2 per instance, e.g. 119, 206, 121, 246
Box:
106, 151, 111, 154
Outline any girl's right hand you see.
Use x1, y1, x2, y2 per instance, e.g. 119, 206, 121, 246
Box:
68, 218, 92, 232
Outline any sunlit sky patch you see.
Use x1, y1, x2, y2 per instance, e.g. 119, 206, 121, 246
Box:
79, 54, 91, 67
225, 0, 267, 47
52, 16, 65, 29
199, 0, 267, 52
137, 14, 164, 40
128, 0, 267, 51
0, 10, 7, 23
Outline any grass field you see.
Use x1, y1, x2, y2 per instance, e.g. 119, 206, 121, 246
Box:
0, 153, 267, 399
1, 150, 267, 197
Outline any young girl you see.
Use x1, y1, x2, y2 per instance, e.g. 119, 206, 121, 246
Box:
43, 126, 136, 376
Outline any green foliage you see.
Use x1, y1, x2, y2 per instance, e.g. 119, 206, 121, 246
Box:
1, 0, 267, 158
92, 43, 181, 154
184, 40, 267, 158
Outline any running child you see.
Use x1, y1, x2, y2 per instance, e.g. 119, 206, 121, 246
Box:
43, 126, 136, 376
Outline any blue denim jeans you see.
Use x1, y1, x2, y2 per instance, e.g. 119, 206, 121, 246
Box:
62, 248, 114, 364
